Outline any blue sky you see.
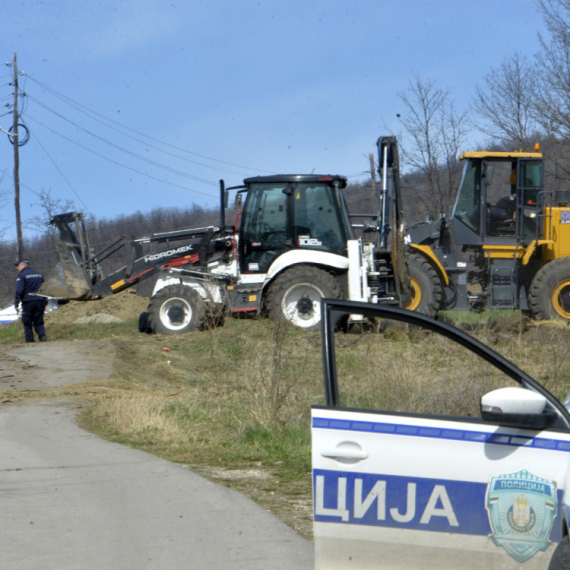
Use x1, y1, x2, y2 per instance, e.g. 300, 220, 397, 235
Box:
0, 0, 547, 240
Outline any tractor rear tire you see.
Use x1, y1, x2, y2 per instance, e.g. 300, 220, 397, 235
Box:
404, 253, 443, 317
148, 285, 206, 334
528, 258, 570, 321
265, 265, 343, 330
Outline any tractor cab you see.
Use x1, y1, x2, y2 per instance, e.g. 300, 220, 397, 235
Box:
237, 175, 353, 274
452, 150, 543, 245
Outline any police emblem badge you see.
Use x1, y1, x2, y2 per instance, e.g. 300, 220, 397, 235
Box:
486, 469, 557, 563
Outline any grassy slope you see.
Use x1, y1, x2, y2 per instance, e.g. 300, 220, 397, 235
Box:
2, 312, 570, 540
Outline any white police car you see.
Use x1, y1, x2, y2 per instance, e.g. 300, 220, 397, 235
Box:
312, 300, 570, 569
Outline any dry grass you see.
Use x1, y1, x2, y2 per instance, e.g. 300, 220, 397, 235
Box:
92, 393, 207, 445
336, 326, 519, 416
78, 312, 570, 541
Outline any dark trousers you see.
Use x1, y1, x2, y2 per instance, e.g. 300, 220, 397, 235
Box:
21, 300, 47, 343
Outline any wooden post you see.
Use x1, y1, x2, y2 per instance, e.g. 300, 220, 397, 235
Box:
12, 52, 24, 259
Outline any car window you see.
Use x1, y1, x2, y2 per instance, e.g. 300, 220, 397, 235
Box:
313, 301, 570, 570
333, 321, 520, 418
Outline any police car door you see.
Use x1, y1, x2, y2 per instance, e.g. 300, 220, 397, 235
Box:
312, 300, 570, 570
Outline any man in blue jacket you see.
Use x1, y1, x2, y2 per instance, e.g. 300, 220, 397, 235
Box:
15, 259, 47, 343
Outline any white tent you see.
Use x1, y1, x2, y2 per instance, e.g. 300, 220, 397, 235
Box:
0, 305, 19, 325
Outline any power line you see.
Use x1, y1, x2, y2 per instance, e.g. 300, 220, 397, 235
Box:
25, 74, 274, 175
29, 125, 91, 213
1, 168, 43, 198
346, 171, 369, 178
26, 115, 220, 199
26, 95, 218, 187
28, 87, 260, 178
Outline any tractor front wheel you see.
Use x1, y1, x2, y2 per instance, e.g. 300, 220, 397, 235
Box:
148, 285, 206, 333
403, 253, 443, 317
528, 258, 570, 321
265, 265, 342, 330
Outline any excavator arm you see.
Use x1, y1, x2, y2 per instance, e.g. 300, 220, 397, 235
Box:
39, 211, 223, 299
376, 136, 411, 304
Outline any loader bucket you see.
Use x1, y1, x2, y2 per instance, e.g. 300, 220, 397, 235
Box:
39, 241, 94, 300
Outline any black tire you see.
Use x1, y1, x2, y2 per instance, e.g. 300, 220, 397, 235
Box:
265, 265, 343, 330
528, 258, 570, 321
148, 285, 205, 334
138, 311, 152, 334
549, 536, 570, 569
403, 253, 443, 317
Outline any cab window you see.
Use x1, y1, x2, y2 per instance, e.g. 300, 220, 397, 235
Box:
517, 160, 542, 238
241, 183, 288, 241
453, 160, 481, 234
240, 183, 289, 272
519, 160, 542, 189
294, 184, 350, 255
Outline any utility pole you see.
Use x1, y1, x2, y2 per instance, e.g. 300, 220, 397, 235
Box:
12, 52, 24, 259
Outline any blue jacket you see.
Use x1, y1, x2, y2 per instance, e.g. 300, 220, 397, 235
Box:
15, 265, 45, 306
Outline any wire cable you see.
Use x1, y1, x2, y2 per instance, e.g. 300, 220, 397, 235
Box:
26, 96, 218, 186
29, 125, 91, 213
25, 74, 274, 174
26, 115, 220, 199
29, 90, 261, 177
1, 168, 43, 198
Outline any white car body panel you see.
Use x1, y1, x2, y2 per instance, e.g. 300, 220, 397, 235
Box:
238, 273, 266, 284
152, 253, 241, 304
265, 250, 349, 282
312, 300, 570, 569
312, 407, 570, 569
347, 240, 365, 302
152, 274, 224, 303
152, 275, 186, 296
347, 240, 379, 305
208, 258, 239, 277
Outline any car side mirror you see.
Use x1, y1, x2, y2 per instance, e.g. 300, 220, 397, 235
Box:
234, 193, 243, 210
481, 387, 557, 430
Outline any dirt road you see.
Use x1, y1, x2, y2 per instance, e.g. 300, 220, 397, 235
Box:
0, 340, 115, 393
0, 341, 313, 569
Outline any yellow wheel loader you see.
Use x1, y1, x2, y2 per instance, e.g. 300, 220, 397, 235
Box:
405, 145, 570, 320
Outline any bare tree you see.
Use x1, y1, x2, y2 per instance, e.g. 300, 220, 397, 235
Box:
471, 52, 542, 148
397, 75, 469, 218
524, 1, 570, 188
24, 189, 75, 238
534, 0, 570, 136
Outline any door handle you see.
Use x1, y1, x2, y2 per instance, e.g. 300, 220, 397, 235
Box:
321, 442, 368, 463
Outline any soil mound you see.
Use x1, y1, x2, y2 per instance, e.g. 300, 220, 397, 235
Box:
490, 312, 531, 336
46, 290, 149, 325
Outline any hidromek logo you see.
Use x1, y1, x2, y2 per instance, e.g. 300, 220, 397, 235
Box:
144, 245, 194, 263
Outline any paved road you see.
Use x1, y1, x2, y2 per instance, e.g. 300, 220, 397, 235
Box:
0, 343, 313, 569
0, 340, 115, 392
